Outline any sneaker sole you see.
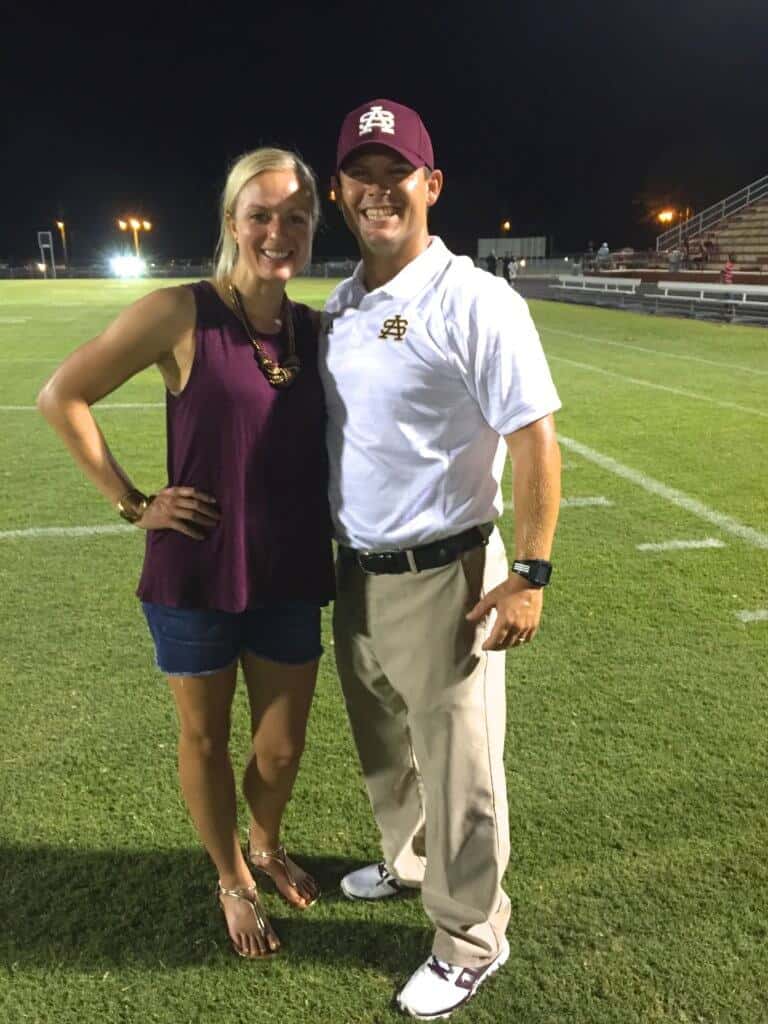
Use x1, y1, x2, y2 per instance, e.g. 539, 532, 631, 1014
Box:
396, 939, 510, 1020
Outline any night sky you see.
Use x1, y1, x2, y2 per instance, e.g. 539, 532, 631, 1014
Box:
3, 1, 767, 265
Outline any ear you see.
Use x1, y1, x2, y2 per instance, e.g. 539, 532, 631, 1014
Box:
226, 212, 239, 244
426, 169, 444, 207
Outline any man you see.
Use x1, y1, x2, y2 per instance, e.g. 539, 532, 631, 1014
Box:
506, 255, 519, 287
320, 99, 561, 1020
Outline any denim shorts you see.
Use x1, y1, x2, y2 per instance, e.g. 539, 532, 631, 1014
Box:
141, 601, 323, 676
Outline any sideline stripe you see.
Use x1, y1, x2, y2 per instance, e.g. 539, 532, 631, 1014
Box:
559, 435, 768, 550
0, 525, 133, 540
0, 318, 29, 324
735, 609, 768, 623
637, 538, 726, 552
0, 402, 164, 411
544, 327, 768, 377
549, 355, 768, 419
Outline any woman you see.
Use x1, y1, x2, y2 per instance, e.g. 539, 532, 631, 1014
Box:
37, 148, 335, 959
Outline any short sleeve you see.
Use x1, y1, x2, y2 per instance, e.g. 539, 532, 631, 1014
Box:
443, 271, 561, 435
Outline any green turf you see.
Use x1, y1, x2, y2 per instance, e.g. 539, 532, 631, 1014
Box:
1, 279, 766, 1023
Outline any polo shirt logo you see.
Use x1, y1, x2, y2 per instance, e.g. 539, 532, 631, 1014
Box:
359, 105, 395, 136
378, 315, 409, 341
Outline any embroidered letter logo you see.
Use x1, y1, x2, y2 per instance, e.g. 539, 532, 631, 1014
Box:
359, 105, 396, 136
378, 315, 409, 341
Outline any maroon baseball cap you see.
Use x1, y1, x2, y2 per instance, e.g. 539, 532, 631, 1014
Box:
336, 99, 434, 173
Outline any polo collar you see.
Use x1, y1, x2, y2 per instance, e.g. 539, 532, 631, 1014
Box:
351, 237, 449, 300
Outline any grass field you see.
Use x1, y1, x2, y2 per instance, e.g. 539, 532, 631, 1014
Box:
1, 278, 766, 1024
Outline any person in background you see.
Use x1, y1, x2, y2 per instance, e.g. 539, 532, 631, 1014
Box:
37, 147, 334, 960
722, 254, 735, 284
506, 255, 519, 286
322, 98, 561, 1019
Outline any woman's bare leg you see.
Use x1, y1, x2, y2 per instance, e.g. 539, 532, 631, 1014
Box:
241, 652, 319, 907
168, 666, 279, 956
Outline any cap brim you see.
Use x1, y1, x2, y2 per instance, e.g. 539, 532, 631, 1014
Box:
338, 140, 430, 173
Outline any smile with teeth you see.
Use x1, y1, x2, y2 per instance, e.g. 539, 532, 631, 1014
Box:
363, 206, 398, 221
261, 248, 291, 260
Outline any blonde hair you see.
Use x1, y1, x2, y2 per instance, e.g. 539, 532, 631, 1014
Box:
214, 147, 320, 282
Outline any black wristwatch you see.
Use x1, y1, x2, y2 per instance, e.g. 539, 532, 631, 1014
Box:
512, 559, 552, 587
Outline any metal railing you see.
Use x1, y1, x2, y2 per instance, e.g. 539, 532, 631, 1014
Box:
656, 173, 768, 251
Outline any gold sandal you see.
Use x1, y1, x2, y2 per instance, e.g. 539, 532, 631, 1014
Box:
216, 881, 280, 958
248, 843, 319, 909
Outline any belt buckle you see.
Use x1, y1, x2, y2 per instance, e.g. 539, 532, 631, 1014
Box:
356, 551, 377, 575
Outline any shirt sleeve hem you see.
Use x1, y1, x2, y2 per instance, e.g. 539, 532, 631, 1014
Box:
491, 401, 562, 437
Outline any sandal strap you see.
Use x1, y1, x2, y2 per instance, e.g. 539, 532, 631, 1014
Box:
217, 881, 269, 932
249, 842, 299, 890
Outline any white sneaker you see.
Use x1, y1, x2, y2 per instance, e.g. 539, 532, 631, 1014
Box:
340, 862, 409, 901
396, 938, 509, 1020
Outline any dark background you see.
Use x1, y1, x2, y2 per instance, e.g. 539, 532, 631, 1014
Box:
2, 0, 767, 264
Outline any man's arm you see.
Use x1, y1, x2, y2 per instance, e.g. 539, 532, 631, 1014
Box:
466, 413, 561, 651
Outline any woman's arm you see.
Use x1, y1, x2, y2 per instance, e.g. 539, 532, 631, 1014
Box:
37, 285, 219, 539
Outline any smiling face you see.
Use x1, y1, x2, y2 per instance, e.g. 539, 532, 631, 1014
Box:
335, 145, 443, 274
228, 169, 313, 283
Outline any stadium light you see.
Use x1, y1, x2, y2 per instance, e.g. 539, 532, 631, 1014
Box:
109, 255, 147, 278
657, 209, 676, 224
118, 215, 152, 256
55, 220, 68, 267
501, 220, 511, 233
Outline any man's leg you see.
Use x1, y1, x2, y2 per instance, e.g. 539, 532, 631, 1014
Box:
333, 553, 426, 886
372, 529, 511, 967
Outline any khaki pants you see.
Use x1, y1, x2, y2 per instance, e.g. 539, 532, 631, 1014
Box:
333, 528, 511, 967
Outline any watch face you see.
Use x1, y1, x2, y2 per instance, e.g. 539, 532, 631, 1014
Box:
530, 561, 552, 585
514, 560, 552, 586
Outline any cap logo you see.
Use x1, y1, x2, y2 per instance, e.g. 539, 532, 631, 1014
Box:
359, 104, 395, 137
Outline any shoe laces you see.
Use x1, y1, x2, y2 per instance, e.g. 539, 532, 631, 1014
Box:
427, 955, 453, 982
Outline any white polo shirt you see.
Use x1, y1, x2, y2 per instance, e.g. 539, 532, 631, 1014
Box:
319, 237, 560, 552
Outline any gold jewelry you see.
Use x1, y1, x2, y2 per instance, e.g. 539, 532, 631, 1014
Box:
117, 488, 154, 524
228, 283, 301, 389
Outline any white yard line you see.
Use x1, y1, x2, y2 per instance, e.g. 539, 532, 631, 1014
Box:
0, 402, 164, 411
734, 609, 768, 623
505, 495, 613, 511
544, 327, 768, 377
0, 318, 29, 324
560, 496, 614, 508
549, 355, 768, 419
0, 525, 134, 540
637, 538, 726, 552
559, 435, 768, 550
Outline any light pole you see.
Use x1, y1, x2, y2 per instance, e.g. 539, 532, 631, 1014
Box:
118, 217, 152, 257
55, 220, 68, 267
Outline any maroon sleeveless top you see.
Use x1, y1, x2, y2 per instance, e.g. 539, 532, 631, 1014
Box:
137, 281, 335, 611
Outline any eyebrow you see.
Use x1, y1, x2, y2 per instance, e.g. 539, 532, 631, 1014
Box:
241, 202, 309, 213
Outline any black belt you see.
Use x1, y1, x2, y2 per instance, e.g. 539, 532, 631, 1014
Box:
339, 523, 493, 575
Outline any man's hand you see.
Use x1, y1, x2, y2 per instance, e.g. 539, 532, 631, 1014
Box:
466, 574, 544, 651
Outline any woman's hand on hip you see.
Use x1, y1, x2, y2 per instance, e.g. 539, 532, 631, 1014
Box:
139, 487, 220, 540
